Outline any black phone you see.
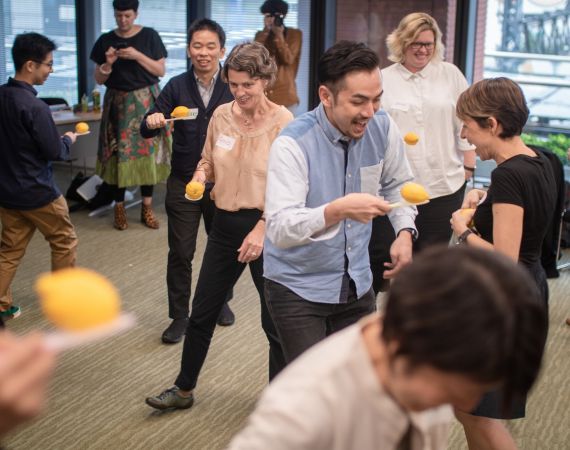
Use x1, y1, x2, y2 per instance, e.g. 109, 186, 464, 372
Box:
115, 41, 128, 50
273, 14, 284, 27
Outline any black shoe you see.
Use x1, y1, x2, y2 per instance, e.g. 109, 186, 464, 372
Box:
217, 302, 235, 326
145, 386, 194, 410
161, 318, 189, 344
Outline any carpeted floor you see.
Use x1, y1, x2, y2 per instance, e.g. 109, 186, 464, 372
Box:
3, 171, 570, 449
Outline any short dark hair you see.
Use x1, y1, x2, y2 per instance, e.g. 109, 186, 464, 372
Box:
260, 0, 289, 15
187, 18, 226, 49
113, 0, 139, 12
382, 245, 547, 408
12, 32, 57, 72
222, 41, 277, 87
456, 77, 529, 139
318, 41, 379, 95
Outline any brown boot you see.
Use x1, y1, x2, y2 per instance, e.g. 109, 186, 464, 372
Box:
114, 202, 128, 230
141, 204, 160, 229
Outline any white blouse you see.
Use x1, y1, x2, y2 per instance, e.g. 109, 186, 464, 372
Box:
381, 61, 474, 198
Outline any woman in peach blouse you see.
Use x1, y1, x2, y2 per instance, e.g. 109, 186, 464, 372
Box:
146, 42, 292, 411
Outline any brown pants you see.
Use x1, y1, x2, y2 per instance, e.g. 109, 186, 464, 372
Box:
0, 196, 78, 311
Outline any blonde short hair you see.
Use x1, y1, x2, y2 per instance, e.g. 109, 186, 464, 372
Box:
386, 12, 445, 64
221, 41, 277, 87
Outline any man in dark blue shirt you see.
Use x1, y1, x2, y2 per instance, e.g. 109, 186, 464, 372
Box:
141, 19, 234, 343
0, 33, 78, 326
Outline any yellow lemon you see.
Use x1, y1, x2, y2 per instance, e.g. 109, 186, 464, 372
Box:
171, 106, 189, 118
75, 122, 90, 133
459, 208, 476, 228
185, 181, 205, 200
36, 268, 120, 331
404, 132, 419, 145
401, 182, 429, 204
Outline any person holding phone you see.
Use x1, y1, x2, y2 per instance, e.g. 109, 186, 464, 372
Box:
255, 0, 302, 112
90, 0, 171, 231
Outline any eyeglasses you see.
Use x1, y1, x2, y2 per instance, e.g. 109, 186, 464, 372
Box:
409, 42, 435, 51
33, 60, 54, 68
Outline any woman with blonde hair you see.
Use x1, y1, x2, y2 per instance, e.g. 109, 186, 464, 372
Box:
145, 42, 291, 410
451, 77, 554, 450
369, 12, 476, 290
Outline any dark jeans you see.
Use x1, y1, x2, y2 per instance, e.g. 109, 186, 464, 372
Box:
114, 184, 154, 202
175, 208, 284, 390
369, 183, 466, 293
264, 278, 376, 364
165, 175, 231, 319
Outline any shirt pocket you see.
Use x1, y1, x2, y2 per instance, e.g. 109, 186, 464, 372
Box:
360, 162, 384, 196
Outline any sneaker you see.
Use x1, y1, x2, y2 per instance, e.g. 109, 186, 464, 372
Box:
161, 318, 189, 344
145, 386, 194, 410
217, 302, 235, 326
0, 305, 21, 321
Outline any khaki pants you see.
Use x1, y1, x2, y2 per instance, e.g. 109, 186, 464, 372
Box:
0, 196, 78, 311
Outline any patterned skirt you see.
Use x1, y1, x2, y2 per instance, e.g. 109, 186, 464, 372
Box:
96, 84, 171, 188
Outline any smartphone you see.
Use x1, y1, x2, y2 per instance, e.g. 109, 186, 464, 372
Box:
273, 14, 284, 27
115, 41, 128, 50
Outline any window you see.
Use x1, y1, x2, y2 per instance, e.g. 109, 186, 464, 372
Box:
98, 0, 188, 88
483, 0, 570, 131
209, 0, 312, 114
1, 0, 78, 104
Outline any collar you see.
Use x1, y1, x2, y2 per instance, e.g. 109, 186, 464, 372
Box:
316, 103, 351, 147
193, 68, 220, 89
395, 60, 435, 80
8, 77, 38, 96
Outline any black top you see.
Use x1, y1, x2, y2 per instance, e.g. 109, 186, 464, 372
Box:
473, 149, 556, 267
90, 27, 167, 92
0, 78, 72, 210
140, 67, 234, 180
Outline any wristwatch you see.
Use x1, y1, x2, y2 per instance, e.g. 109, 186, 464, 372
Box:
398, 228, 418, 243
456, 229, 473, 245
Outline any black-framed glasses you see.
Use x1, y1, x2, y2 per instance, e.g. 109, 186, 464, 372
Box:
33, 60, 54, 68
409, 42, 435, 51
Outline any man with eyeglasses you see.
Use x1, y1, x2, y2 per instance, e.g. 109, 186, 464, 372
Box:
0, 33, 78, 327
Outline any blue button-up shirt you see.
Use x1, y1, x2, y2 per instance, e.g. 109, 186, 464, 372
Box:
0, 78, 72, 210
264, 103, 417, 303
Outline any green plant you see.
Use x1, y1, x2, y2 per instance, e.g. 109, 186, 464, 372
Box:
521, 133, 570, 165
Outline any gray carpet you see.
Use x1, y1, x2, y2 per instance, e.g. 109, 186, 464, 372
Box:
3, 171, 570, 449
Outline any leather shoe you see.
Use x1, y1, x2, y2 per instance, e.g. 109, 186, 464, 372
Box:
217, 302, 235, 326
161, 318, 188, 344
146, 386, 194, 410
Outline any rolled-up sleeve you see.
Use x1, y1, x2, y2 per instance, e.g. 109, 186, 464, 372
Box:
265, 136, 340, 249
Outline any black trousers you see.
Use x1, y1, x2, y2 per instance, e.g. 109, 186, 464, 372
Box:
165, 175, 231, 319
369, 183, 466, 293
265, 278, 376, 364
175, 208, 284, 390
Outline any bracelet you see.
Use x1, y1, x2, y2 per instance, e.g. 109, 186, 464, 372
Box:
99, 64, 112, 76
463, 165, 476, 172
456, 229, 473, 245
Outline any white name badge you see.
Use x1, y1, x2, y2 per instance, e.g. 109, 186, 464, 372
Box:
216, 134, 236, 151
187, 108, 199, 119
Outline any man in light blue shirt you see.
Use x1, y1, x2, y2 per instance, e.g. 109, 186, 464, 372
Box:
263, 41, 418, 364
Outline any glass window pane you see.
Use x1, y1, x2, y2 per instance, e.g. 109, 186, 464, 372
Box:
210, 0, 311, 114
484, 0, 570, 132
2, 0, 78, 105
98, 0, 187, 88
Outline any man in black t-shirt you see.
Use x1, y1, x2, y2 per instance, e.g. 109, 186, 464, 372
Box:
141, 19, 235, 344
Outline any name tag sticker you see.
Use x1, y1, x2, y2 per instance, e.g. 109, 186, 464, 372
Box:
188, 108, 199, 119
216, 134, 236, 151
